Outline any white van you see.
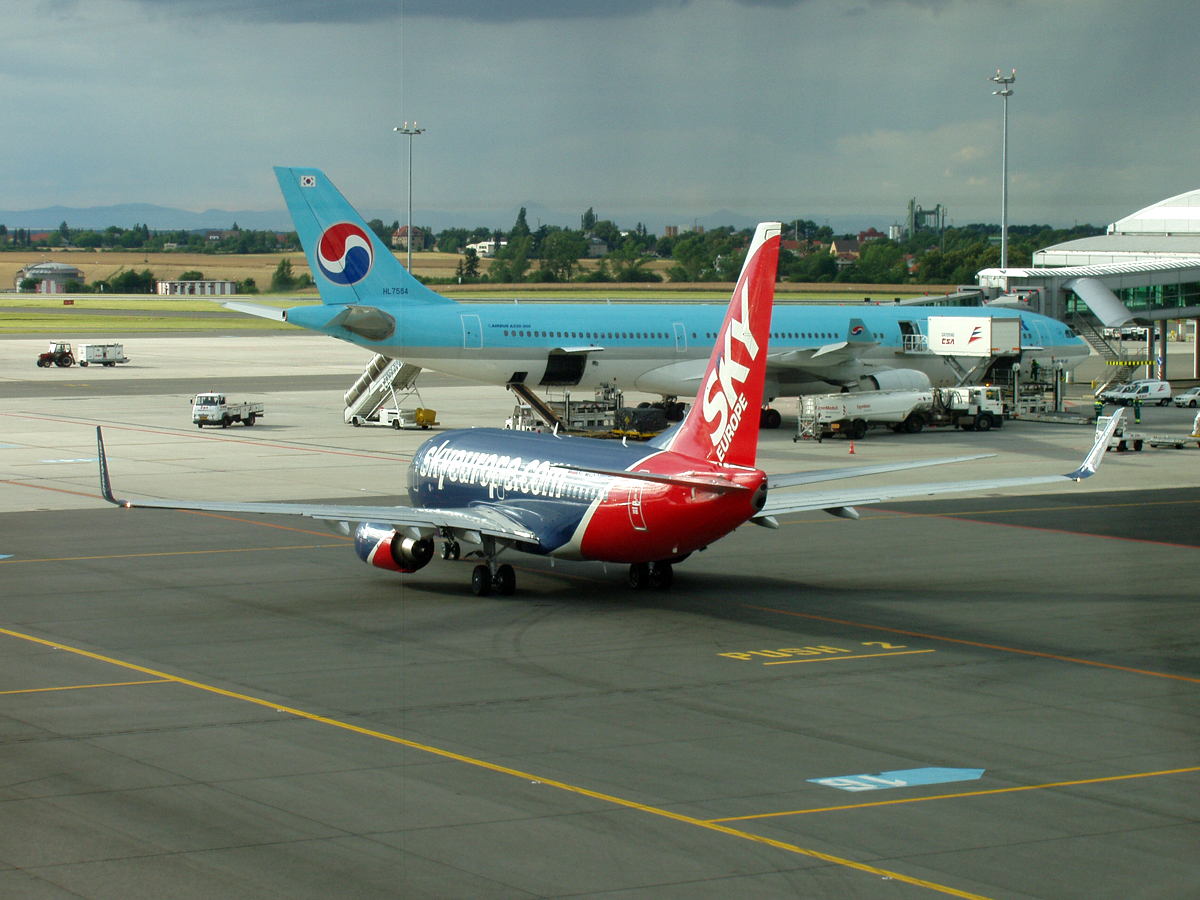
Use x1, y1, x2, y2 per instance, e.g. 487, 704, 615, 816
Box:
1115, 379, 1172, 407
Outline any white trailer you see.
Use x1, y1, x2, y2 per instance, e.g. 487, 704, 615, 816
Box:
192, 393, 264, 428
1096, 412, 1200, 452
77, 343, 129, 366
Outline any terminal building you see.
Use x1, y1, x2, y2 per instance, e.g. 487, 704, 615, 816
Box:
976, 189, 1200, 380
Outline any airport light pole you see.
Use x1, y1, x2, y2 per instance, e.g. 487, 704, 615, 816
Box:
393, 122, 425, 272
990, 70, 1015, 269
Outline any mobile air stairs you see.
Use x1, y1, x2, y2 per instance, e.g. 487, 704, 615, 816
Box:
344, 354, 430, 427
1070, 316, 1144, 398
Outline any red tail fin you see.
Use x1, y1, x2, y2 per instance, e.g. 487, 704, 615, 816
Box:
667, 222, 780, 467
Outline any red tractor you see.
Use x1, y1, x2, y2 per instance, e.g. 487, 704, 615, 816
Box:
37, 342, 75, 368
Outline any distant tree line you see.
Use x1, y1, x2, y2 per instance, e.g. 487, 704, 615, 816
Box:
0, 213, 1107, 286
0, 221, 300, 254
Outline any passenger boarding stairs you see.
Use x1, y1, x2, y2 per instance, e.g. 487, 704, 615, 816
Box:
344, 354, 422, 423
1070, 316, 1138, 396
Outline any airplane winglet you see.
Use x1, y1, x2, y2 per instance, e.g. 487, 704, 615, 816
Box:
96, 427, 122, 506
1067, 409, 1122, 481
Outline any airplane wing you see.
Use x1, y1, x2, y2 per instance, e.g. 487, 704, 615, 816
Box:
768, 316, 879, 370
767, 454, 994, 489
755, 412, 1122, 524
95, 428, 539, 544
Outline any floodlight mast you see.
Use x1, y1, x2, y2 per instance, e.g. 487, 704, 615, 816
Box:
990, 70, 1015, 269
393, 122, 426, 272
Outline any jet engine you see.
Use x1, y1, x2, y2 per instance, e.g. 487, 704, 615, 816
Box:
354, 522, 434, 573
856, 368, 931, 393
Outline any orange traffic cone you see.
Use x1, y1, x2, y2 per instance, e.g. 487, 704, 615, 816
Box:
849, 440, 855, 454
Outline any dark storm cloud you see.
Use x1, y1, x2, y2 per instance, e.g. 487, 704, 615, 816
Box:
130, 0, 821, 25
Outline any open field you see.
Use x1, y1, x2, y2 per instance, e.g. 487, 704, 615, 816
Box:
2, 249, 939, 301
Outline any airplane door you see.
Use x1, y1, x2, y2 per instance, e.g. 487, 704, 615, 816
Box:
462, 315, 482, 349
627, 485, 647, 531
673, 322, 687, 353
1032, 320, 1051, 349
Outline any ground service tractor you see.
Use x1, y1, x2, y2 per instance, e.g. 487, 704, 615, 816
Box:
36, 342, 75, 368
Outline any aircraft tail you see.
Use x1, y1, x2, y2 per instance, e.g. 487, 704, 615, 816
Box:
665, 222, 781, 467
274, 167, 453, 307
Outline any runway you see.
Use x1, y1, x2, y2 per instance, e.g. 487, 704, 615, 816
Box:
1, 335, 1198, 899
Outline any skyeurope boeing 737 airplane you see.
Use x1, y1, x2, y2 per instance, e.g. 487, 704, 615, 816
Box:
100, 223, 1121, 596
221, 168, 1089, 427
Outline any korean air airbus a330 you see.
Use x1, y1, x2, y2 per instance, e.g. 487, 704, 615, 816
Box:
98, 223, 1121, 596
221, 168, 1089, 426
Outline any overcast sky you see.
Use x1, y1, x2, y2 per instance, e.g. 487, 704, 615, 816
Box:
3, 0, 1198, 231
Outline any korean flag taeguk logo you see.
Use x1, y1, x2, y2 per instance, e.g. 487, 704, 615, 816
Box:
317, 223, 373, 285
850, 324, 865, 337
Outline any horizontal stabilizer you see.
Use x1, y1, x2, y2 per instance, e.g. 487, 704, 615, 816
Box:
220, 301, 288, 322
549, 462, 749, 493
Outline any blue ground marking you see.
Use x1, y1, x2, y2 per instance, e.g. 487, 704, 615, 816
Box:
809, 767, 985, 792
0, 444, 21, 449
0, 555, 12, 561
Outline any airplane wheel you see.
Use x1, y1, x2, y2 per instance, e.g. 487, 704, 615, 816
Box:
494, 564, 516, 596
441, 540, 460, 561
628, 562, 650, 589
471, 565, 492, 596
649, 562, 673, 590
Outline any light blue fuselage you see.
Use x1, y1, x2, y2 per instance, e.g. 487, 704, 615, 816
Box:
285, 300, 1088, 399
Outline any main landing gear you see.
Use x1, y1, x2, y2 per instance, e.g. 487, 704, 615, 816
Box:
628, 561, 673, 590
459, 533, 517, 597
760, 407, 782, 429
471, 562, 516, 597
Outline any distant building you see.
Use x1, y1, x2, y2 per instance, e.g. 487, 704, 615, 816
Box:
857, 228, 886, 244
466, 238, 507, 258
664, 225, 679, 238
156, 279, 237, 296
586, 236, 608, 258
392, 225, 424, 250
829, 238, 860, 259
15, 261, 84, 292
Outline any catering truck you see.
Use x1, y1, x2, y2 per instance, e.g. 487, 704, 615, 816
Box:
192, 393, 264, 428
